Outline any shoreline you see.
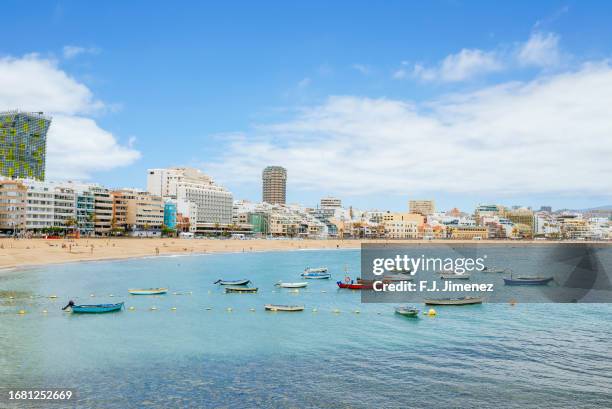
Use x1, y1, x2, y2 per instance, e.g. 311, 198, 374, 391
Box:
0, 238, 610, 272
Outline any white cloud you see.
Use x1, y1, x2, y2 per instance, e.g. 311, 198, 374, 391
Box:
517, 32, 561, 67
0, 54, 140, 179
410, 49, 503, 82
297, 77, 311, 88
207, 63, 612, 198
63, 45, 100, 59
352, 64, 370, 75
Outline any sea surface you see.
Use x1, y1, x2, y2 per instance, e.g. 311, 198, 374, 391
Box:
1, 248, 611, 408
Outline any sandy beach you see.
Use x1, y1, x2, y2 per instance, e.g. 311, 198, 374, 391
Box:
0, 237, 608, 271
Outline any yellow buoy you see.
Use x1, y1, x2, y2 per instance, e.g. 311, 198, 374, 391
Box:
312, 308, 318, 313
333, 309, 341, 314
427, 308, 437, 316
42, 309, 48, 314
48, 295, 57, 299
9, 296, 14, 300
18, 310, 26, 315
171, 307, 177, 311
90, 294, 95, 297
250, 308, 256, 312
150, 306, 157, 311
354, 310, 360, 314
226, 307, 233, 312
128, 306, 135, 311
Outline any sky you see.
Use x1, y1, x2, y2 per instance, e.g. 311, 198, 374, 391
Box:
1, 1, 612, 212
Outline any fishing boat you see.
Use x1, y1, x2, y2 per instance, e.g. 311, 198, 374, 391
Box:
424, 296, 483, 306
337, 280, 372, 290
128, 287, 168, 295
214, 279, 251, 286
225, 286, 258, 293
439, 272, 470, 280
503, 276, 553, 285
275, 282, 308, 288
301, 270, 331, 279
62, 300, 124, 313
482, 266, 507, 273
394, 306, 420, 317
264, 304, 305, 312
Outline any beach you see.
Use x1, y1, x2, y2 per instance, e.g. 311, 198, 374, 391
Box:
0, 237, 608, 271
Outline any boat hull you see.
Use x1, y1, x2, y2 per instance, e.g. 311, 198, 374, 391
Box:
265, 304, 304, 312
128, 288, 168, 295
225, 287, 258, 293
440, 274, 470, 280
337, 281, 372, 290
71, 302, 124, 313
216, 279, 251, 286
424, 297, 483, 306
276, 282, 308, 288
301, 273, 331, 279
395, 307, 419, 317
503, 277, 553, 285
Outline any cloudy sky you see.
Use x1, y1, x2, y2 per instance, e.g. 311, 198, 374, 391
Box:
1, 1, 611, 211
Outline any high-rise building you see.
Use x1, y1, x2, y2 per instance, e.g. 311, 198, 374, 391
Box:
0, 111, 51, 181
262, 166, 286, 204
409, 200, 435, 216
146, 167, 233, 231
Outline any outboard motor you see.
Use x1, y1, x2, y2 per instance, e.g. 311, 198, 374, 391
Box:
62, 300, 75, 310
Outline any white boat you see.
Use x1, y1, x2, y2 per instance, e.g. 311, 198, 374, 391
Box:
439, 271, 470, 280
383, 274, 414, 282
265, 304, 305, 312
303, 267, 328, 273
128, 288, 168, 295
424, 296, 483, 305
275, 281, 308, 288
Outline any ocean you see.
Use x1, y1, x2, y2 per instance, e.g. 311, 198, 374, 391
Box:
1, 249, 611, 408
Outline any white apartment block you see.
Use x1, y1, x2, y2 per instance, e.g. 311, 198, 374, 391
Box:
147, 167, 233, 226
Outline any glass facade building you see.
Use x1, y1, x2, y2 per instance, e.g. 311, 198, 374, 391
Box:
0, 111, 51, 181
164, 201, 177, 229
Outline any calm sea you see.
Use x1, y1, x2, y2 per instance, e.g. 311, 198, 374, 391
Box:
1, 249, 611, 408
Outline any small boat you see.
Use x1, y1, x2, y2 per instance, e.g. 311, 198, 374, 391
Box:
265, 304, 305, 312
225, 286, 258, 293
439, 272, 470, 280
301, 271, 332, 279
424, 297, 483, 306
62, 300, 124, 313
383, 274, 414, 282
275, 282, 308, 288
304, 267, 328, 273
395, 306, 420, 317
128, 288, 168, 295
503, 276, 553, 286
482, 266, 506, 273
337, 280, 372, 290
214, 279, 251, 286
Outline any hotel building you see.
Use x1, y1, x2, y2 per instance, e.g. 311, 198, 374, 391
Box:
409, 200, 435, 216
147, 167, 233, 233
0, 111, 51, 181
262, 166, 287, 205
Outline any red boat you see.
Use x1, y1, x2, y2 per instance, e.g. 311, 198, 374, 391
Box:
336, 280, 373, 290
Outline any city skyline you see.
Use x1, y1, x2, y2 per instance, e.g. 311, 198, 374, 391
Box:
1, 2, 612, 210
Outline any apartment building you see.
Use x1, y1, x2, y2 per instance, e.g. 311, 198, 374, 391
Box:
0, 179, 26, 233
111, 189, 164, 235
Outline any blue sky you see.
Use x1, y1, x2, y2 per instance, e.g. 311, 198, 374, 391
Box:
2, 1, 612, 211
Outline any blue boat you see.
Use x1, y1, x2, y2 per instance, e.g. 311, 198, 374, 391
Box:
503, 276, 553, 286
62, 301, 124, 313
214, 279, 251, 286
301, 268, 331, 279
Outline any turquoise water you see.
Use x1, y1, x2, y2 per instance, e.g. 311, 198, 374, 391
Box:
1, 249, 611, 408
